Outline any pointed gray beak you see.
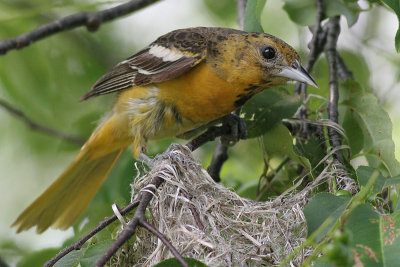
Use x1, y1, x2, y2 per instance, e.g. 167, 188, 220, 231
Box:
277, 60, 318, 88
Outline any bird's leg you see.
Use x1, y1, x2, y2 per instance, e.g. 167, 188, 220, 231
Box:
138, 152, 153, 167
219, 113, 248, 146
178, 113, 248, 145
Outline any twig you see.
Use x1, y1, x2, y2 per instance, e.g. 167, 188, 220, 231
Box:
336, 53, 353, 81
0, 98, 84, 146
44, 200, 140, 267
0, 0, 160, 55
294, 0, 326, 139
294, 0, 326, 96
181, 189, 205, 231
236, 0, 248, 30
186, 124, 231, 151
96, 175, 182, 266
140, 220, 189, 267
207, 140, 228, 182
325, 16, 344, 163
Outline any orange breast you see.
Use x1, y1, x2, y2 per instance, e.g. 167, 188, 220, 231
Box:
156, 62, 246, 125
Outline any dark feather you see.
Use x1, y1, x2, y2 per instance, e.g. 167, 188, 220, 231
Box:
82, 28, 209, 100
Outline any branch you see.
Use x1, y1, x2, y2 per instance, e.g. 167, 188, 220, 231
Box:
336, 53, 353, 81
207, 140, 228, 182
140, 220, 189, 266
325, 16, 344, 163
295, 0, 326, 96
44, 200, 140, 267
236, 0, 248, 30
294, 0, 326, 139
0, 0, 160, 55
0, 99, 84, 146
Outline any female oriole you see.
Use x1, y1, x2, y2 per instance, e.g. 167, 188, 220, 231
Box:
13, 27, 317, 233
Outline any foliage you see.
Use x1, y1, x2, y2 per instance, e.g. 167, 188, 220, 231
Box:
0, 0, 400, 266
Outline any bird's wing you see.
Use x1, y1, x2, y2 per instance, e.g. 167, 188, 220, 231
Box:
82, 28, 208, 100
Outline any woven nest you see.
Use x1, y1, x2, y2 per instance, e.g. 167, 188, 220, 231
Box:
111, 144, 356, 266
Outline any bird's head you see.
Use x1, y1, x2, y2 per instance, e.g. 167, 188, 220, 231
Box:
208, 30, 317, 89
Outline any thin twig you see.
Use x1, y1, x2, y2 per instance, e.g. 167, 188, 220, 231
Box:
140, 220, 190, 267
181, 189, 205, 231
325, 16, 344, 163
336, 53, 353, 81
236, 0, 248, 30
294, 0, 326, 96
0, 0, 160, 55
0, 99, 84, 146
44, 200, 140, 267
294, 0, 326, 140
186, 124, 231, 151
95, 175, 167, 266
207, 140, 229, 182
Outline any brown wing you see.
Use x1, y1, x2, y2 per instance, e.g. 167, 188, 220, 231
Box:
82, 28, 208, 100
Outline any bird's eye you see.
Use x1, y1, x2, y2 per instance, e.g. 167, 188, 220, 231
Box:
262, 46, 276, 60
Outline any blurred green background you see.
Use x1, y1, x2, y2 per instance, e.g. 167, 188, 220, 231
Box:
0, 0, 399, 266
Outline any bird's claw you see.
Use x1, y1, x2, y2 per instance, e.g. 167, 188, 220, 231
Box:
220, 113, 248, 146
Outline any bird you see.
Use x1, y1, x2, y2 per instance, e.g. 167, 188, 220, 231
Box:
12, 27, 317, 233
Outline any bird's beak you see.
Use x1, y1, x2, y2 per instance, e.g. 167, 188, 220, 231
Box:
277, 60, 318, 88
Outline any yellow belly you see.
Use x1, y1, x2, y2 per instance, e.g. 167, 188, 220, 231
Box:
116, 62, 248, 139
112, 62, 252, 157
157, 62, 245, 124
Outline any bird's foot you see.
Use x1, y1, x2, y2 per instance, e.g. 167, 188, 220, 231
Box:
220, 113, 248, 146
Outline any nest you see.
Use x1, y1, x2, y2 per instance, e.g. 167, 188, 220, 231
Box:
112, 144, 354, 266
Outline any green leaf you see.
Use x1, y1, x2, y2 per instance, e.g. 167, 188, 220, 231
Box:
53, 250, 82, 267
303, 193, 351, 242
283, 0, 360, 26
79, 240, 113, 267
381, 0, 400, 52
356, 166, 387, 197
384, 175, 400, 187
344, 204, 400, 266
263, 123, 311, 170
153, 257, 207, 267
340, 80, 400, 177
243, 0, 266, 32
283, 0, 317, 26
242, 88, 301, 138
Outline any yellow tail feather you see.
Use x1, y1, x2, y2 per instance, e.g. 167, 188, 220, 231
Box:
12, 113, 134, 233
12, 148, 124, 233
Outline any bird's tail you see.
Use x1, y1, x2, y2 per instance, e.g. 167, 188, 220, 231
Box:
12, 114, 131, 233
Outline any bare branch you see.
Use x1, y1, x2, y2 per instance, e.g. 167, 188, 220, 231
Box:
295, 0, 326, 96
325, 16, 344, 163
294, 0, 326, 139
336, 53, 353, 81
140, 220, 190, 267
181, 189, 205, 231
186, 124, 231, 151
236, 0, 248, 30
207, 140, 228, 182
0, 0, 160, 55
44, 200, 140, 267
95, 175, 175, 266
0, 98, 84, 146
